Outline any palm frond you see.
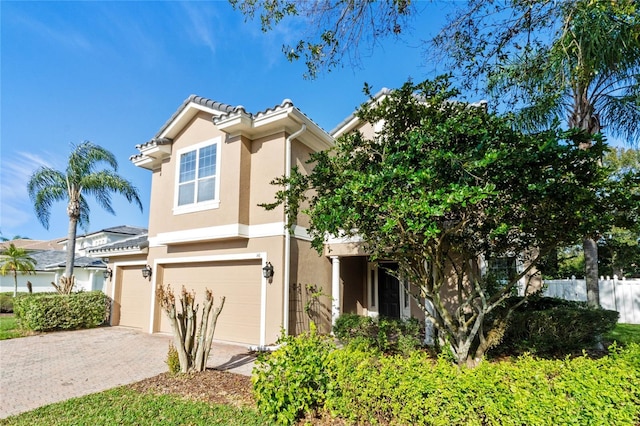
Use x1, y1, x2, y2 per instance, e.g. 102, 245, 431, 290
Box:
82, 170, 143, 214
27, 167, 67, 229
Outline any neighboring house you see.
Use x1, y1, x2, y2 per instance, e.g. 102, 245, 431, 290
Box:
0, 228, 146, 294
60, 225, 147, 257
0, 249, 106, 294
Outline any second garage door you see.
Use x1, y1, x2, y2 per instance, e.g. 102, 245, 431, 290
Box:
115, 265, 153, 330
158, 260, 262, 345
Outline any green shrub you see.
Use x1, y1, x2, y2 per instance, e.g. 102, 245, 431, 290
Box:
0, 292, 14, 313
13, 291, 109, 331
324, 344, 640, 425
491, 296, 619, 356
332, 313, 424, 354
166, 343, 180, 374
252, 324, 334, 425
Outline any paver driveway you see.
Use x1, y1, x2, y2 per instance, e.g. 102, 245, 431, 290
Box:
0, 326, 255, 419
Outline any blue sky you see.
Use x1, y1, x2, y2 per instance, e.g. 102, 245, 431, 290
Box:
1, 2, 632, 242
1, 1, 451, 241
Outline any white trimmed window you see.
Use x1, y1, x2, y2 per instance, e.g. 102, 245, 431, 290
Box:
174, 137, 221, 214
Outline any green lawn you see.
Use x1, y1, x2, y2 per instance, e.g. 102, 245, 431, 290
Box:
1, 387, 269, 426
606, 323, 640, 346
0, 315, 28, 340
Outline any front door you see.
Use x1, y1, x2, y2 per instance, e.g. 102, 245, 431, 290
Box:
378, 265, 400, 318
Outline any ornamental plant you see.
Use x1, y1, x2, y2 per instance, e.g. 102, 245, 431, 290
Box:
263, 77, 615, 366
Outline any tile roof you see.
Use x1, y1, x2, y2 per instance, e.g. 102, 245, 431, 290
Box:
59, 226, 147, 242
28, 250, 106, 270
155, 95, 237, 139
211, 98, 329, 134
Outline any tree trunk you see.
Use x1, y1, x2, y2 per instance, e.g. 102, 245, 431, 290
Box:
157, 284, 225, 373
584, 236, 600, 307
64, 211, 79, 278
573, 96, 601, 309
12, 269, 17, 297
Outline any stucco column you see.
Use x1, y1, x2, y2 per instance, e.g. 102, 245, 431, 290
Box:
331, 256, 341, 327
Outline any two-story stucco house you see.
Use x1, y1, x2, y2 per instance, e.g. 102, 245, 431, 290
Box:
101, 96, 342, 347
99, 93, 538, 347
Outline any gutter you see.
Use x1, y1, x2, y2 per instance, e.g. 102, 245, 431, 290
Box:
283, 123, 306, 335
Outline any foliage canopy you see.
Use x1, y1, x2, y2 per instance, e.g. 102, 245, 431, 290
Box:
264, 77, 612, 365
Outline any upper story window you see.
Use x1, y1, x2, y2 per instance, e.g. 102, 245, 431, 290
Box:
174, 137, 221, 214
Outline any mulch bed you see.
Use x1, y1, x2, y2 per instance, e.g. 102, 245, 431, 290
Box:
128, 369, 347, 425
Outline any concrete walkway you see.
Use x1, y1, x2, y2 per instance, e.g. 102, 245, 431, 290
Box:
0, 327, 256, 419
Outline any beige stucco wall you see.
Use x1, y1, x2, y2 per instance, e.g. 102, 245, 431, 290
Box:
353, 121, 377, 140
147, 114, 286, 236
248, 132, 287, 225
289, 238, 333, 335
340, 256, 367, 315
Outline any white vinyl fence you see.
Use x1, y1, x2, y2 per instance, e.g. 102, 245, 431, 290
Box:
543, 276, 640, 324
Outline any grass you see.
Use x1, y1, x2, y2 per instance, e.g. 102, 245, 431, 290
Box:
0, 315, 29, 340
606, 323, 640, 346
1, 387, 270, 426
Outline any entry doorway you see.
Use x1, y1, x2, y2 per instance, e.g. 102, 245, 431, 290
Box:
378, 265, 400, 318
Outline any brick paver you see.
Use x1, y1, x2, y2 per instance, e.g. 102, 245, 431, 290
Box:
0, 327, 255, 419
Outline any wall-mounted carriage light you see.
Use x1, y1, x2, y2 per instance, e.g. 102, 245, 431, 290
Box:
141, 265, 152, 279
262, 262, 274, 279
103, 267, 113, 280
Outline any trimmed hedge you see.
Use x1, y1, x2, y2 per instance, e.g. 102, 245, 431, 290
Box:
252, 334, 640, 425
13, 291, 109, 331
491, 296, 619, 356
325, 344, 640, 425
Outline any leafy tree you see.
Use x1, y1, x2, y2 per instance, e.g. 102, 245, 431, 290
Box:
230, 0, 416, 79
541, 148, 639, 279
0, 243, 36, 297
233, 0, 640, 306
263, 78, 609, 366
435, 0, 640, 307
599, 148, 640, 278
28, 141, 143, 279
599, 227, 640, 278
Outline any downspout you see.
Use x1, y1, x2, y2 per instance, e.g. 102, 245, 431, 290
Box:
283, 123, 306, 335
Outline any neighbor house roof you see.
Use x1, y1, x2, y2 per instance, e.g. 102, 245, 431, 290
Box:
0, 238, 65, 251
86, 233, 148, 256
28, 250, 106, 271
58, 225, 147, 244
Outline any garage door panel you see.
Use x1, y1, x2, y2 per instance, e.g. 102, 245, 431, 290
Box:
159, 260, 262, 344
117, 266, 152, 330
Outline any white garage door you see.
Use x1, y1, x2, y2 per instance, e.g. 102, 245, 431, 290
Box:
158, 260, 262, 345
115, 266, 152, 330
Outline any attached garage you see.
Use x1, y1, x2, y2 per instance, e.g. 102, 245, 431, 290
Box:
113, 265, 153, 330
157, 259, 263, 345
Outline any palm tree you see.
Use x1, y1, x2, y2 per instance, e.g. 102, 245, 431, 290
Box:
488, 0, 640, 307
0, 243, 36, 297
28, 141, 143, 278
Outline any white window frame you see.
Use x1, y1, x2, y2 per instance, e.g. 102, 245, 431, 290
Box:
173, 137, 221, 215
